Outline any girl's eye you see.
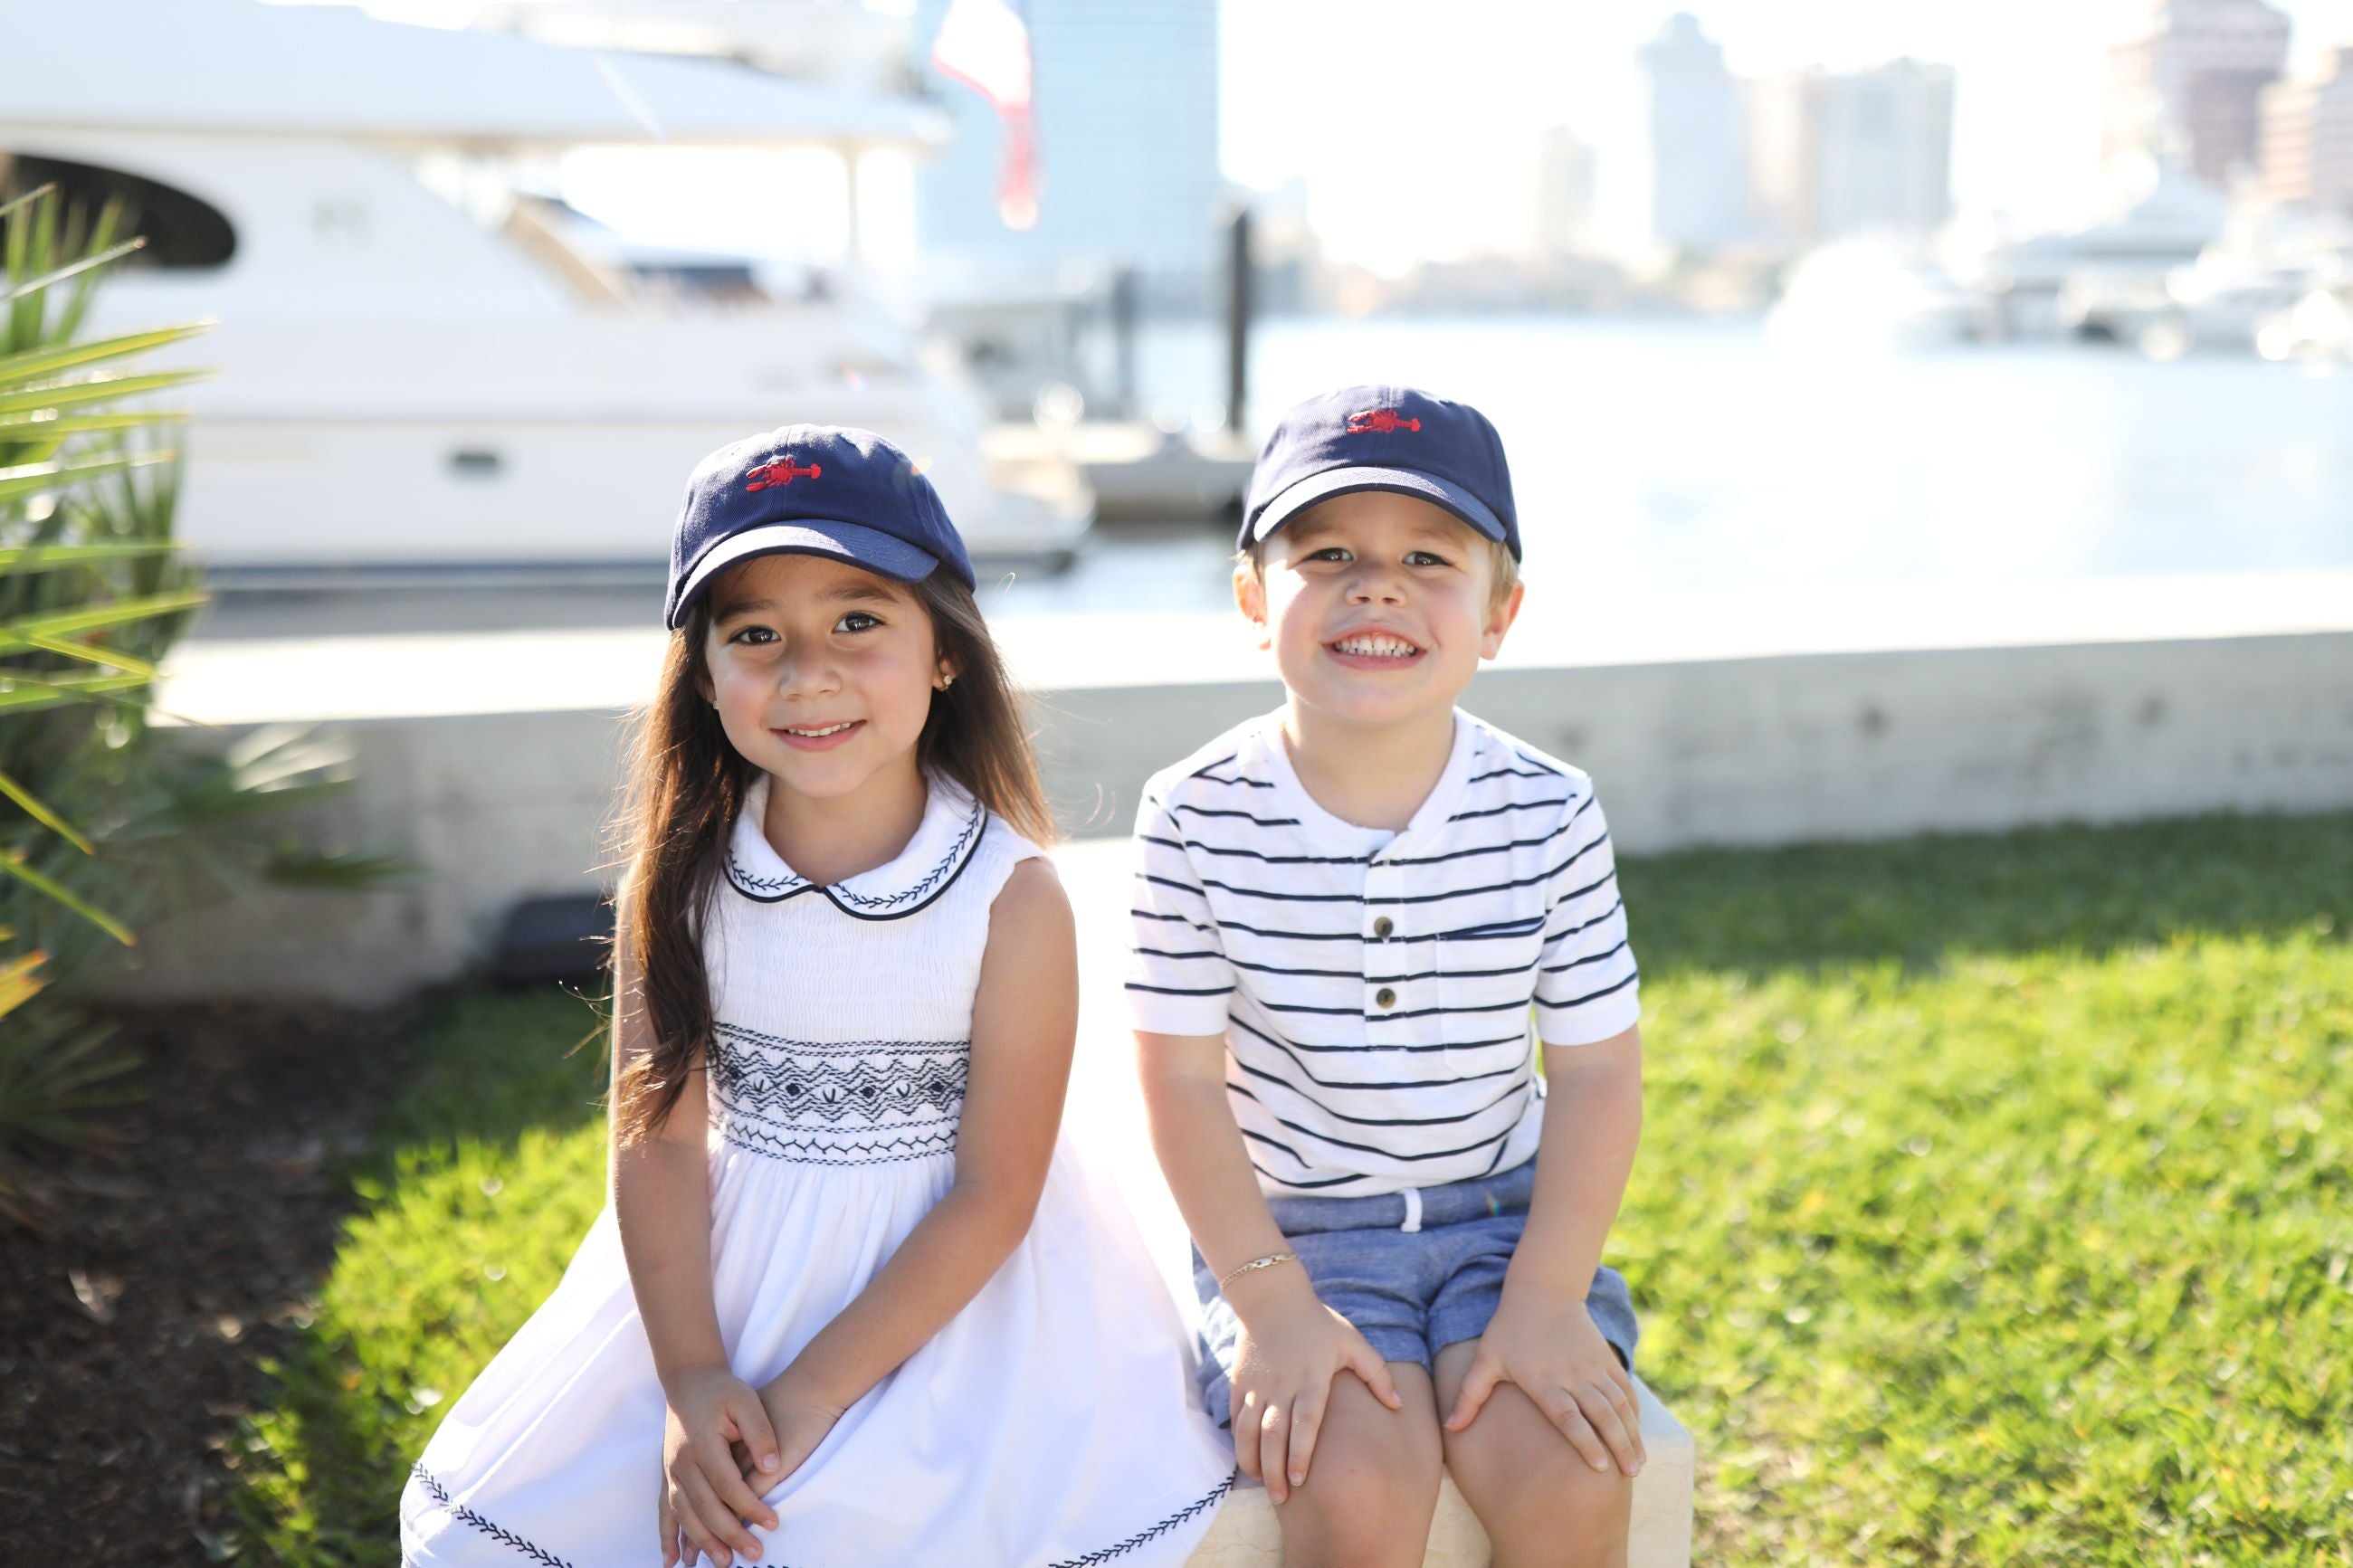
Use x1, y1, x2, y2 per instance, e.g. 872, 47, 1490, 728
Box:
836, 611, 881, 633
1306, 547, 1350, 563
729, 625, 777, 645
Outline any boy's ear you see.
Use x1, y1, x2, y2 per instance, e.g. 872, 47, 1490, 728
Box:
1481, 578, 1525, 660
1233, 559, 1272, 650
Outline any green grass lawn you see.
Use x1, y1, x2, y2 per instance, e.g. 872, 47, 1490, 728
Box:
226, 813, 2353, 1566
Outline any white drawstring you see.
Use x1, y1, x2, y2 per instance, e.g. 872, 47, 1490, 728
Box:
1399, 1186, 1424, 1233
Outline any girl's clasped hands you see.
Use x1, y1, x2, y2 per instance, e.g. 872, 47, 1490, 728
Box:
657, 1364, 843, 1568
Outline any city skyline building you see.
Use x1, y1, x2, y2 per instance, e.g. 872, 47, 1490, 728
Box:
1747, 59, 1956, 248
1534, 123, 1599, 256
912, 0, 1221, 296
2261, 43, 2353, 210
2105, 0, 2293, 189
1635, 12, 1748, 253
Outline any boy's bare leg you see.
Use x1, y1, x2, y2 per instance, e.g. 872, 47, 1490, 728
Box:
1434, 1339, 1631, 1568
1268, 1361, 1443, 1568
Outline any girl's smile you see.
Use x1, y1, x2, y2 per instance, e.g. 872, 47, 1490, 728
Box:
774, 718, 867, 750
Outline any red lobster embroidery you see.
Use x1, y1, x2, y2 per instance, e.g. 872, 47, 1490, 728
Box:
746, 459, 822, 492
1347, 408, 1421, 434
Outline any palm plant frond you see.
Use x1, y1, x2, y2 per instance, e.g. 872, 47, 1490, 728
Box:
0, 368, 212, 420
0, 319, 213, 385
0, 849, 135, 945
1, 233, 148, 305
2, 179, 413, 1216
0, 765, 92, 852
0, 671, 151, 716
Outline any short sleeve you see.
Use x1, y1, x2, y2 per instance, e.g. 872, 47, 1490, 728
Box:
1532, 790, 1641, 1045
1124, 791, 1237, 1036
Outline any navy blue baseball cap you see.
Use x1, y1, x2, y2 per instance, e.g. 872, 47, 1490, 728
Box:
1241, 385, 1519, 561
663, 423, 976, 630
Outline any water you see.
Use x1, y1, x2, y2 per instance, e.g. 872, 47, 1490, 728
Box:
1117, 315, 2353, 594
190, 315, 2353, 645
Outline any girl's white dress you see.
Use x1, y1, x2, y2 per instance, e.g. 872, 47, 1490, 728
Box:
401, 774, 1234, 1567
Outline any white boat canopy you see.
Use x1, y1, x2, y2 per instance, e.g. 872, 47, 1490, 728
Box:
6, 0, 944, 148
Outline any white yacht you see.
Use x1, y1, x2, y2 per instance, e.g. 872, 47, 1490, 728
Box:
4, 0, 1092, 584
1953, 151, 2225, 345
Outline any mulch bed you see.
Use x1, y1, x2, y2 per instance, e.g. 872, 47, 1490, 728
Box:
0, 1001, 409, 1560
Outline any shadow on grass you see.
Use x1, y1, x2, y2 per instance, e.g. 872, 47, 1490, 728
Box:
226, 988, 609, 1566
1623, 811, 2350, 979
364, 985, 611, 1155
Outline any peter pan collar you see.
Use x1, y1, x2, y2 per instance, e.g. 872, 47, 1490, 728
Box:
723, 772, 986, 919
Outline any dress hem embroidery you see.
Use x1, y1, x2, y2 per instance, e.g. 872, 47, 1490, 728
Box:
405, 1462, 1238, 1568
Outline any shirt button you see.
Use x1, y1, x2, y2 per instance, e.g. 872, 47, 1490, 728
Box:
1375, 987, 1397, 1009
1373, 916, 1394, 938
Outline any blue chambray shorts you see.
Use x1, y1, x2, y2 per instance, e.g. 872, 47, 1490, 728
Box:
1192, 1158, 1640, 1429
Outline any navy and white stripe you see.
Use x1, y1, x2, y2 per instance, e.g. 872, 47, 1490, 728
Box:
1126, 709, 1641, 1198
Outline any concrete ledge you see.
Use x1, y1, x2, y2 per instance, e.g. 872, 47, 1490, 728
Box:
1035, 631, 2353, 849
110, 625, 2353, 1005
1185, 1380, 1693, 1568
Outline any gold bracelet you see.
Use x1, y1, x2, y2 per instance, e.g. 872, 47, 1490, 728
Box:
1216, 1250, 1300, 1291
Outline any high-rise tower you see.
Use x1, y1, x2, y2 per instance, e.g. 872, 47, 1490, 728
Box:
913, 0, 1221, 299
1636, 13, 1748, 253
1748, 60, 1955, 247
2105, 0, 2291, 189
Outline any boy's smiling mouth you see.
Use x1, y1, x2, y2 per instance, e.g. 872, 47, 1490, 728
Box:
1323, 629, 1425, 670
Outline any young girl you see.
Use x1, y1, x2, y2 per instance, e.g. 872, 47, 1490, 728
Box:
401, 425, 1233, 1567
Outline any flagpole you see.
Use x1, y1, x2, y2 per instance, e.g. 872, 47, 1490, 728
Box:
842, 142, 865, 275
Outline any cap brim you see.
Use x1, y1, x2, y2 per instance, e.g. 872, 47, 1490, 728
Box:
1246, 464, 1511, 556
666, 520, 940, 629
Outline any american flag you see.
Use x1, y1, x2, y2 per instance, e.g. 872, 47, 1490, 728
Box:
929, 0, 1039, 231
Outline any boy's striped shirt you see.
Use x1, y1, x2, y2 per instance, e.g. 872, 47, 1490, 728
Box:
1125, 708, 1641, 1198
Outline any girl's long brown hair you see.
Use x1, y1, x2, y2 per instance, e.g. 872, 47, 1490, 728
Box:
609, 568, 1053, 1145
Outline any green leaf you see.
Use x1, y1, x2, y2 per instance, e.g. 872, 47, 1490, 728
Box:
0, 1003, 139, 1153
0, 766, 94, 854
0, 369, 210, 418
263, 850, 419, 889
0, 951, 45, 1013
0, 670, 151, 715
0, 320, 213, 385
0, 233, 147, 304
0, 410, 190, 440
10, 632, 159, 679
55, 201, 129, 345
0, 450, 168, 503
0, 587, 208, 645
0, 851, 134, 946
0, 542, 183, 572
0, 184, 57, 223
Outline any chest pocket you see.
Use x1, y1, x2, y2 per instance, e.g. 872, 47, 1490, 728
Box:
1435, 911, 1546, 1045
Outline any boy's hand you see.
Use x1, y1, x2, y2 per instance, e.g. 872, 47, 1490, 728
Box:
1226, 1274, 1403, 1504
1443, 1293, 1644, 1477
656, 1364, 782, 1568
735, 1366, 847, 1495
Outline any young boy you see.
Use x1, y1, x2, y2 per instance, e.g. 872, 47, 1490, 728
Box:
1128, 385, 1647, 1568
